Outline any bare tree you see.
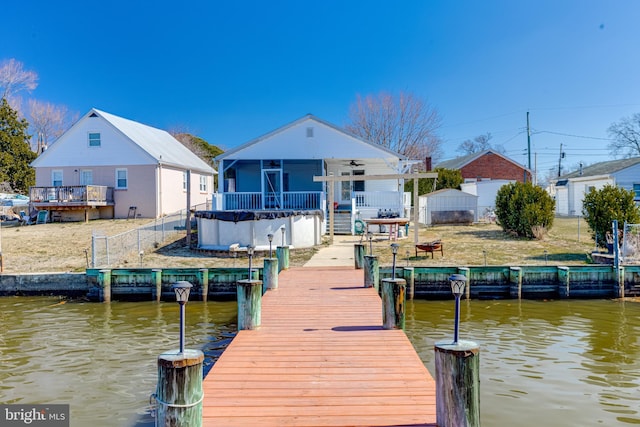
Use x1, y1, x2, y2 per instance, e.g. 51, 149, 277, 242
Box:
607, 113, 640, 158
28, 99, 77, 153
456, 132, 505, 155
345, 91, 443, 163
0, 59, 38, 100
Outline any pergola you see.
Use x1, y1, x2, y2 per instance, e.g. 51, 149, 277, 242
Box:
313, 172, 438, 244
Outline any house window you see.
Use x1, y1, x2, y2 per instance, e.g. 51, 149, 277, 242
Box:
633, 184, 640, 201
80, 170, 93, 185
52, 170, 63, 187
116, 169, 128, 189
306, 127, 314, 138
88, 132, 101, 147
199, 175, 207, 192
353, 170, 365, 192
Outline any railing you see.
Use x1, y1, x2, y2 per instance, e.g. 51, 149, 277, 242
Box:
223, 192, 322, 210
29, 185, 114, 204
353, 191, 404, 210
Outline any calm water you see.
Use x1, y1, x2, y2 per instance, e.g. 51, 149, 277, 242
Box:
0, 297, 639, 426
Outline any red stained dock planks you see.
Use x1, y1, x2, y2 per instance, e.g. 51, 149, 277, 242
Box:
203, 266, 436, 426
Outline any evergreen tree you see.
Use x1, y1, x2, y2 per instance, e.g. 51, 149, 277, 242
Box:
0, 98, 36, 193
582, 184, 640, 248
404, 167, 463, 195
495, 181, 555, 239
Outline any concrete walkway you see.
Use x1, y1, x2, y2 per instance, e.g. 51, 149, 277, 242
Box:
303, 236, 363, 267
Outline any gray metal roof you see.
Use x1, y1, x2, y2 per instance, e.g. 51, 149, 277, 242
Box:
559, 157, 640, 179
95, 109, 216, 174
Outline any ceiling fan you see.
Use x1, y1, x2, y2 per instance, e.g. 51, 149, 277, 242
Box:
345, 160, 364, 167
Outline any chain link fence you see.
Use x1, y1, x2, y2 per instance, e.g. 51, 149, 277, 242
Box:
91, 210, 191, 268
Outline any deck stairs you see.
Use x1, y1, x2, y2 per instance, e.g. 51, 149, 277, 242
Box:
332, 211, 352, 235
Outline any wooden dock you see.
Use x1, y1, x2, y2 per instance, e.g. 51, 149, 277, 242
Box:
203, 266, 436, 426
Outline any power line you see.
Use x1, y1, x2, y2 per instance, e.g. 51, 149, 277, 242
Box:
532, 129, 613, 141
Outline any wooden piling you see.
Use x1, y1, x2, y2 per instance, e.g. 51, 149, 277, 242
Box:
434, 340, 481, 427
509, 266, 522, 299
354, 244, 365, 269
363, 255, 379, 292
98, 269, 111, 303
276, 246, 290, 272
558, 266, 570, 298
403, 267, 415, 300
237, 279, 262, 330
151, 269, 162, 302
156, 349, 204, 427
458, 267, 470, 299
199, 268, 209, 301
616, 266, 625, 298
381, 278, 406, 330
263, 258, 278, 294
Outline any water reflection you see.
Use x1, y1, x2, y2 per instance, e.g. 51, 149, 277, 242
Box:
0, 297, 236, 427
1, 297, 639, 426
405, 299, 640, 426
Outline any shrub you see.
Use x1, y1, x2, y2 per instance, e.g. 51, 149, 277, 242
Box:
495, 182, 555, 239
582, 184, 640, 248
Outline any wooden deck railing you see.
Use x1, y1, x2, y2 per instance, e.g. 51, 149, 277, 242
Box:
29, 185, 114, 204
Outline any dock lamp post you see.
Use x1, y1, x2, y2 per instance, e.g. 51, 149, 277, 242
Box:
367, 231, 374, 255
172, 281, 192, 354
391, 243, 399, 279
267, 234, 274, 258
449, 274, 467, 344
280, 226, 286, 247
247, 244, 255, 278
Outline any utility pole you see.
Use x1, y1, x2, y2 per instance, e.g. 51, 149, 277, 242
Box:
558, 143, 565, 177
526, 112, 531, 183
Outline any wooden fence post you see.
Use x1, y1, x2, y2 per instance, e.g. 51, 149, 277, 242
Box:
616, 266, 625, 298
403, 267, 415, 300
237, 279, 262, 330
509, 267, 522, 299
155, 349, 204, 426
263, 258, 279, 294
276, 246, 289, 272
364, 255, 379, 292
381, 278, 406, 330
151, 268, 162, 302
558, 266, 570, 298
434, 340, 481, 427
199, 268, 209, 302
98, 269, 111, 303
354, 244, 365, 269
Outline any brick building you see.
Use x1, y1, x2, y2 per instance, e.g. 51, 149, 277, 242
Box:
436, 150, 532, 183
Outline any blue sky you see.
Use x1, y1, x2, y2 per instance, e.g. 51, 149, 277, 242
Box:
3, 1, 640, 180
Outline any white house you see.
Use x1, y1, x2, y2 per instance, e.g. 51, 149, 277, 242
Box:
553, 157, 640, 216
203, 114, 410, 247
30, 109, 216, 220
460, 179, 514, 219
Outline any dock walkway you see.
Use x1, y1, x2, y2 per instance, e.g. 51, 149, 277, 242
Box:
203, 266, 436, 426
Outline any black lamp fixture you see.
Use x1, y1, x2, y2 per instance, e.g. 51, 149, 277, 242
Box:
280, 226, 286, 247
171, 281, 193, 354
267, 234, 274, 258
449, 274, 467, 344
390, 243, 399, 279
367, 231, 374, 255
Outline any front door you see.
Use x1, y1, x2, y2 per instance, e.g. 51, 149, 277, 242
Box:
263, 169, 282, 209
340, 171, 352, 205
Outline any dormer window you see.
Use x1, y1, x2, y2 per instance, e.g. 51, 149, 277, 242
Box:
88, 132, 101, 147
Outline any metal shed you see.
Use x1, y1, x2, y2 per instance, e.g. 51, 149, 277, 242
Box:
418, 188, 478, 225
